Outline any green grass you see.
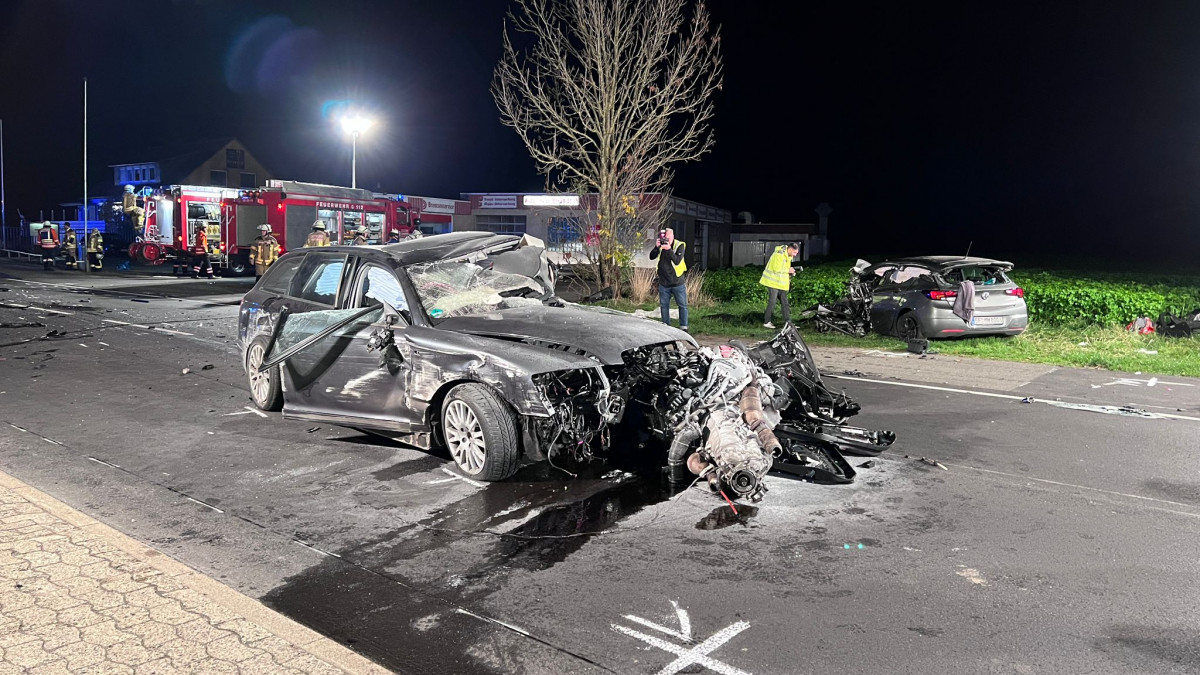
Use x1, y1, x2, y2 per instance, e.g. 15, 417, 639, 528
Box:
601, 300, 1200, 377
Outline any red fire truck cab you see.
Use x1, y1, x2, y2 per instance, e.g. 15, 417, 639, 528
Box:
129, 181, 415, 274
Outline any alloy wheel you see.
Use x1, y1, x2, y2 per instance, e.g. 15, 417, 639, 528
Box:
445, 400, 487, 475
247, 344, 271, 407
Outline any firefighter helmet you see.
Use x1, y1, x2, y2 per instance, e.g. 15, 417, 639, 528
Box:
258, 224, 271, 232
124, 184, 134, 193
312, 220, 326, 231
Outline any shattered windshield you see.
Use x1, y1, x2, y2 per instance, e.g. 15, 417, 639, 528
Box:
407, 259, 546, 321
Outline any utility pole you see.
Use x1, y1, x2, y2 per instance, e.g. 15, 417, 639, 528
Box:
82, 78, 88, 274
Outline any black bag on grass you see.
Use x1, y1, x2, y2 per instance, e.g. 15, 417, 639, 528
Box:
1155, 313, 1194, 338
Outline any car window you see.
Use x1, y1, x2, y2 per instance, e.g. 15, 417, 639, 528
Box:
293, 253, 347, 306
357, 264, 409, 312
408, 259, 546, 322
944, 266, 1009, 285
258, 255, 303, 296
892, 266, 932, 284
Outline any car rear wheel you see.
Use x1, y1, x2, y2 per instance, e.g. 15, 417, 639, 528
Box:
896, 312, 924, 341
442, 383, 520, 481
246, 337, 283, 411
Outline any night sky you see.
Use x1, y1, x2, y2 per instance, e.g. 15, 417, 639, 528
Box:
2, 1, 1199, 264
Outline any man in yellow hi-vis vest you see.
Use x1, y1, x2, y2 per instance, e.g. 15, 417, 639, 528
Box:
648, 227, 688, 331
760, 242, 799, 328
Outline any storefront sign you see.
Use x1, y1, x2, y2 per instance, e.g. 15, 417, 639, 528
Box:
523, 194, 580, 207
479, 195, 518, 209
413, 197, 457, 214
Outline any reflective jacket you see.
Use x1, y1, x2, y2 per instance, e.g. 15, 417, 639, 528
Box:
38, 227, 59, 249
649, 240, 687, 287
249, 235, 280, 266
193, 230, 208, 255
351, 234, 368, 246
87, 231, 103, 253
63, 230, 77, 248
760, 245, 792, 291
304, 230, 330, 247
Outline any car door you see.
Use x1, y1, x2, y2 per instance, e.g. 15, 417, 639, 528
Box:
274, 251, 354, 414
300, 262, 419, 430
867, 264, 900, 331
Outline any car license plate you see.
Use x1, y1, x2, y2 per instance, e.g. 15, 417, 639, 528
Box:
970, 316, 1006, 327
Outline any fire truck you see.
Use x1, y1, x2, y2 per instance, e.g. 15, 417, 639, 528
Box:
128, 181, 415, 274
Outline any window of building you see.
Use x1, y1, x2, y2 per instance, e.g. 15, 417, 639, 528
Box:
547, 217, 582, 252
148, 166, 157, 181
475, 214, 527, 235
226, 149, 245, 169
240, 172, 256, 188
209, 170, 227, 186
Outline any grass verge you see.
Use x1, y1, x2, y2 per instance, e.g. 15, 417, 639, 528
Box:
601, 300, 1200, 378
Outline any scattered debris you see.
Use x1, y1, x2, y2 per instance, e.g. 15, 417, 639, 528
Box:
858, 460, 876, 468
0, 322, 45, 328
1020, 396, 1034, 403
841, 369, 866, 377
201, 364, 215, 370
306, 427, 320, 433
181, 368, 191, 375
918, 457, 949, 470
131, 298, 150, 303
1044, 401, 1164, 419
1138, 348, 1158, 355
1078, 341, 1088, 347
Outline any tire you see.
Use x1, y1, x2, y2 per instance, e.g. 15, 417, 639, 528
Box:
442, 383, 521, 481
229, 255, 250, 276
896, 312, 924, 341
245, 336, 283, 411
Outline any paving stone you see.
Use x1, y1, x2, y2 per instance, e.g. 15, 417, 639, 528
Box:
80, 619, 135, 648
216, 618, 273, 643
174, 619, 233, 645
127, 620, 181, 648
28, 660, 72, 675
206, 634, 264, 663
106, 641, 159, 667
146, 601, 198, 626
283, 653, 347, 675
133, 657, 187, 675
102, 604, 152, 629
4, 640, 59, 669
25, 623, 81, 651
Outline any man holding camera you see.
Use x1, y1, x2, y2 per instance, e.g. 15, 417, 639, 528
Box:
648, 227, 688, 331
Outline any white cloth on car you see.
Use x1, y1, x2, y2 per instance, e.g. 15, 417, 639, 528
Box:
952, 280, 975, 322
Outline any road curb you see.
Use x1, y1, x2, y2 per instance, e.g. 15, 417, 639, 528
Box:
0, 468, 393, 675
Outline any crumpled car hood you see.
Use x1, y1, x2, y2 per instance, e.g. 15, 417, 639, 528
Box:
434, 304, 693, 365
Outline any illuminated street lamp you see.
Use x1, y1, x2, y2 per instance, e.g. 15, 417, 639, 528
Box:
340, 115, 375, 189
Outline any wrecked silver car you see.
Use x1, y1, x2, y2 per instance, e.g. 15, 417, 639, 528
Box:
238, 232, 894, 500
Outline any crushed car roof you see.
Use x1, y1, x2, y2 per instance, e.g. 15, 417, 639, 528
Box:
372, 232, 523, 265
880, 256, 1014, 269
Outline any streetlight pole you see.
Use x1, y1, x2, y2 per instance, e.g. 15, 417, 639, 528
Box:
1, 118, 7, 251
340, 115, 374, 190
82, 78, 89, 274
351, 130, 359, 189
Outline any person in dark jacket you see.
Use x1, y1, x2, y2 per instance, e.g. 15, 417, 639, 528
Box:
61, 224, 79, 270
648, 227, 688, 331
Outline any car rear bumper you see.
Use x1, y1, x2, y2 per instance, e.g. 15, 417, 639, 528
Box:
919, 305, 1028, 337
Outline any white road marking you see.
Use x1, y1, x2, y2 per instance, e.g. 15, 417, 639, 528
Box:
8, 423, 29, 433
1101, 377, 1192, 387
153, 327, 193, 336
86, 456, 121, 469
103, 319, 152, 329
825, 374, 1200, 422
293, 540, 342, 558
78, 343, 88, 348
949, 462, 1200, 517
422, 477, 460, 485
622, 600, 694, 643
455, 608, 533, 637
184, 497, 225, 513
612, 621, 753, 675
439, 466, 487, 488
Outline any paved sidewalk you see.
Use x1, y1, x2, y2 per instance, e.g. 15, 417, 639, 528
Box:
0, 470, 391, 675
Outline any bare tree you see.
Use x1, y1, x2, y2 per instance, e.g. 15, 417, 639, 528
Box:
493, 0, 723, 295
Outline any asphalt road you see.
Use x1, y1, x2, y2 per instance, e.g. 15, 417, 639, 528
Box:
2, 261, 1200, 675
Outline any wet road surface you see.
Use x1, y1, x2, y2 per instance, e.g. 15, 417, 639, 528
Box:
2, 263, 1200, 674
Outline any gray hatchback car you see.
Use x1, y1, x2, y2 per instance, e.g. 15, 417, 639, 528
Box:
863, 256, 1029, 339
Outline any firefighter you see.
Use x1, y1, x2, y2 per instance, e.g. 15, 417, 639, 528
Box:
386, 229, 401, 244
86, 228, 104, 270
248, 224, 280, 280
61, 224, 79, 269
190, 226, 215, 279
304, 220, 330, 247
37, 222, 59, 270
122, 185, 145, 239
351, 225, 369, 246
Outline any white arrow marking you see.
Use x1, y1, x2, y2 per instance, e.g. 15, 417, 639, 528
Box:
612, 621, 752, 675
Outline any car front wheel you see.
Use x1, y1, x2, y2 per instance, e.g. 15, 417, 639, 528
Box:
245, 337, 283, 411
442, 383, 521, 481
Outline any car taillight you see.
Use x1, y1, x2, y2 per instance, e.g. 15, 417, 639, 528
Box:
1006, 287, 1024, 298
925, 290, 958, 301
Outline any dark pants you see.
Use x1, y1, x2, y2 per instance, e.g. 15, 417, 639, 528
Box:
765, 287, 790, 324
88, 252, 102, 270
63, 247, 78, 269
191, 252, 213, 277
659, 283, 689, 328
40, 247, 57, 270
